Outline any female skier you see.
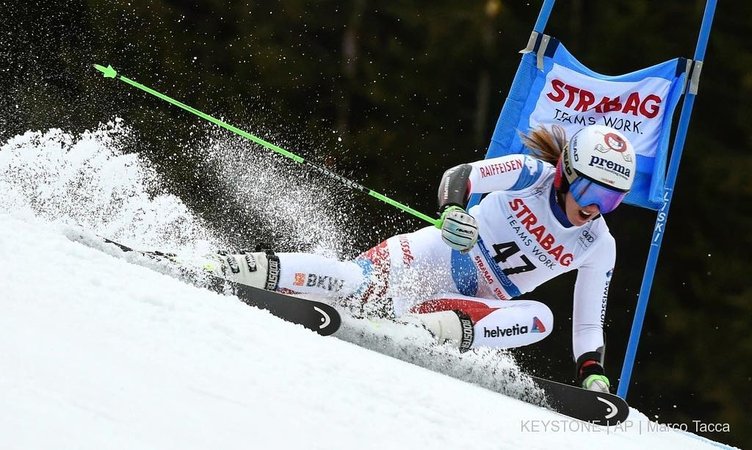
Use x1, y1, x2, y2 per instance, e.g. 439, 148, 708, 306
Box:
208, 124, 636, 393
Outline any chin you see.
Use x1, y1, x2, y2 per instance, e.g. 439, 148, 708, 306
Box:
568, 214, 589, 226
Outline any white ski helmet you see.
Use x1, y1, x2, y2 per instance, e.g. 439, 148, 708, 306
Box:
557, 125, 636, 213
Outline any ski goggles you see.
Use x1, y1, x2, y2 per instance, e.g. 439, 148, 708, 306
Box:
569, 176, 627, 214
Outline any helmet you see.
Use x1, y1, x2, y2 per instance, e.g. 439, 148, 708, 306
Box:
556, 125, 636, 213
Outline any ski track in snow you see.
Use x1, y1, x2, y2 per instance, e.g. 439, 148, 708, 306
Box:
0, 126, 739, 449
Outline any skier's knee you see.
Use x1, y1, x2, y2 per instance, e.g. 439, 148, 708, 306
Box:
531, 303, 553, 341
472, 300, 553, 349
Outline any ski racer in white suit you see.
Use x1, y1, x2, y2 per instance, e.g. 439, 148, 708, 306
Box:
212, 124, 636, 393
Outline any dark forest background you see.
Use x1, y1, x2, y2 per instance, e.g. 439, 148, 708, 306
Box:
1, 1, 750, 447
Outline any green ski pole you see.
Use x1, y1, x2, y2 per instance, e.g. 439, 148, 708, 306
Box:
93, 64, 440, 227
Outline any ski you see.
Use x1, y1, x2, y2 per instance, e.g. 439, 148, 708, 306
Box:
529, 375, 629, 425
68, 232, 626, 421
337, 313, 629, 424
90, 236, 341, 336
217, 279, 341, 337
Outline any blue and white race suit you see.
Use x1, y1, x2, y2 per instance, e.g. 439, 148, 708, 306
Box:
274, 154, 615, 361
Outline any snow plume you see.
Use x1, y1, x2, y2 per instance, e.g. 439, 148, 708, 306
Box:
0, 121, 541, 417
336, 314, 548, 405
196, 130, 360, 257
0, 120, 222, 254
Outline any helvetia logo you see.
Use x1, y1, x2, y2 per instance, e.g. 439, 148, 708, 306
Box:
482, 316, 546, 338
531, 316, 546, 333
483, 323, 528, 338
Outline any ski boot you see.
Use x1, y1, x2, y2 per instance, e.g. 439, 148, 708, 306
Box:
401, 310, 474, 352
204, 248, 281, 291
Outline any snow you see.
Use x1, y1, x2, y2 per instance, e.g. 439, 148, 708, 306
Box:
0, 127, 738, 449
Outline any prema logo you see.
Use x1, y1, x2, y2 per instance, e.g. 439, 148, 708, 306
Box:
588, 156, 631, 178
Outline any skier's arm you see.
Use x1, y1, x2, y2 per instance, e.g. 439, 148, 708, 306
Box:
571, 235, 616, 392
436, 154, 544, 253
437, 154, 544, 211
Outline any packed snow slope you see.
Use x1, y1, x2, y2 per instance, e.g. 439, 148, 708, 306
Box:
0, 126, 738, 449
1, 215, 737, 450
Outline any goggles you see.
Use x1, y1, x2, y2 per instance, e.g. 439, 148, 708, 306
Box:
569, 176, 627, 214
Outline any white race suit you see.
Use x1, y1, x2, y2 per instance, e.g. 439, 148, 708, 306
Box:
273, 154, 616, 361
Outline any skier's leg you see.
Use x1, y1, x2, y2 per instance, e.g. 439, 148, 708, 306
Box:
352, 225, 457, 315
276, 252, 368, 297
406, 294, 553, 351
208, 250, 368, 298
220, 225, 455, 312
209, 225, 458, 311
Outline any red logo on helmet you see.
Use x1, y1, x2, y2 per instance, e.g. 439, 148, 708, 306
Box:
595, 132, 632, 162
604, 133, 626, 152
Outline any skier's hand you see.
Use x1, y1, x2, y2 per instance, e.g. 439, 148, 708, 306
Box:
437, 206, 479, 253
578, 359, 610, 393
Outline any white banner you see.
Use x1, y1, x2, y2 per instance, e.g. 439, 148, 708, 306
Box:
528, 64, 673, 158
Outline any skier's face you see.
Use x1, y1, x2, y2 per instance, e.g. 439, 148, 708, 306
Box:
564, 192, 601, 226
